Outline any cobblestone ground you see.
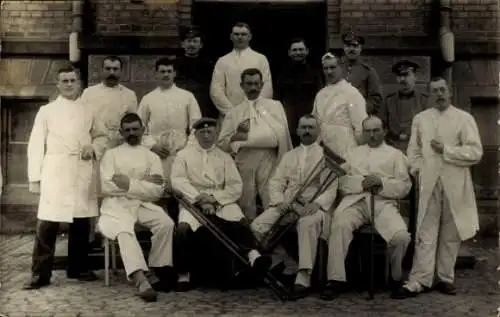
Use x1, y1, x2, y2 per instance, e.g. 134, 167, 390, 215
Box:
0, 234, 499, 317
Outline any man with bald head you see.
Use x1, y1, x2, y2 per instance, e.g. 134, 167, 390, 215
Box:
321, 115, 412, 300
312, 52, 367, 159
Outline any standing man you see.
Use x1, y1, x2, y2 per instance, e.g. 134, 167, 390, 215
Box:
379, 60, 428, 152
80, 55, 138, 149
171, 117, 272, 291
210, 22, 273, 117
252, 114, 339, 299
98, 113, 175, 302
276, 38, 323, 146
321, 115, 412, 300
340, 32, 383, 115
23, 66, 102, 289
138, 57, 202, 182
392, 77, 483, 299
313, 52, 367, 160
176, 27, 218, 119
218, 68, 292, 221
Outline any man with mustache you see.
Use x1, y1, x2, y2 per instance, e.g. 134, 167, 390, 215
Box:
218, 68, 292, 221
312, 52, 367, 160
98, 113, 175, 302
251, 114, 339, 299
171, 117, 272, 292
321, 115, 412, 300
392, 77, 483, 299
340, 32, 383, 115
210, 22, 273, 117
379, 60, 428, 152
276, 38, 323, 147
24, 66, 103, 289
176, 27, 218, 119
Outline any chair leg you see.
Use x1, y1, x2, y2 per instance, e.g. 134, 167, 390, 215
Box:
385, 249, 390, 287
111, 241, 117, 276
104, 238, 110, 287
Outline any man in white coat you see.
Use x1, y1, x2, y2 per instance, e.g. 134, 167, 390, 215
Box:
138, 57, 202, 182
218, 68, 292, 220
171, 117, 272, 292
210, 22, 273, 116
251, 114, 339, 299
392, 77, 483, 299
312, 52, 368, 160
321, 115, 412, 300
24, 66, 103, 289
98, 113, 175, 302
80, 55, 138, 151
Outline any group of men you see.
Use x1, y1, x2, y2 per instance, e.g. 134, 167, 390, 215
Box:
22, 21, 483, 305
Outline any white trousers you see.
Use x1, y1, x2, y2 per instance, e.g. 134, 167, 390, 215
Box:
327, 198, 410, 282
405, 180, 461, 291
102, 206, 174, 279
251, 207, 327, 273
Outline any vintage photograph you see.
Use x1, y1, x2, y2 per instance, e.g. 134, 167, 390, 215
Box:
0, 0, 498, 316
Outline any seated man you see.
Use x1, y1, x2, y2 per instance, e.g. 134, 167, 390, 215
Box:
321, 115, 412, 300
171, 117, 272, 292
251, 115, 339, 299
98, 113, 175, 302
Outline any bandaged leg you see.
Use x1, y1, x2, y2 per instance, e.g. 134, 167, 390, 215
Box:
405, 180, 446, 292
327, 204, 366, 282
295, 211, 325, 287
372, 204, 411, 282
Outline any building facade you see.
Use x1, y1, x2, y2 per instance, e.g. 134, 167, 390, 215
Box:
0, 0, 498, 234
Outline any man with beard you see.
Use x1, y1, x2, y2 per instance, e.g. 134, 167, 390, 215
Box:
210, 22, 273, 117
321, 115, 412, 300
251, 114, 339, 299
340, 32, 383, 115
171, 117, 272, 292
392, 77, 483, 299
379, 60, 428, 152
80, 55, 138, 149
98, 113, 175, 302
218, 68, 292, 221
138, 57, 201, 183
176, 27, 217, 119
24, 66, 103, 289
276, 38, 323, 146
312, 52, 367, 160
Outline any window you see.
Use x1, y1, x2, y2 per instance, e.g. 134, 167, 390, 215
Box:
1, 97, 47, 205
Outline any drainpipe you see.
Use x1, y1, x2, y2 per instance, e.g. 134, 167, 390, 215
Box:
69, 0, 84, 64
439, 0, 454, 86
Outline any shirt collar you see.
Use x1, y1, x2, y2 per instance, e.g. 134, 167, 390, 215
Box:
157, 84, 177, 92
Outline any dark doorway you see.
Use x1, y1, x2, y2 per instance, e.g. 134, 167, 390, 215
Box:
192, 1, 327, 78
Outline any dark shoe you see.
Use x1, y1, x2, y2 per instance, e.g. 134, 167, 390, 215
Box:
136, 286, 158, 302
151, 267, 174, 293
174, 281, 192, 292
292, 284, 312, 300
319, 281, 347, 301
22, 277, 50, 290
67, 271, 98, 282
388, 279, 403, 292
434, 281, 456, 295
391, 286, 419, 299
252, 255, 272, 277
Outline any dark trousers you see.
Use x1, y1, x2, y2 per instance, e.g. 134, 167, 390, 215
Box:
31, 218, 92, 280
174, 216, 258, 275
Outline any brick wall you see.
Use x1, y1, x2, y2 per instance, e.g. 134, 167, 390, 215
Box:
90, 0, 189, 37
0, 0, 72, 40
451, 0, 499, 41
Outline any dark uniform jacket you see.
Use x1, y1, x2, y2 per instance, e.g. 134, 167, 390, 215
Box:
379, 90, 428, 152
341, 58, 383, 115
276, 61, 323, 146
175, 54, 218, 119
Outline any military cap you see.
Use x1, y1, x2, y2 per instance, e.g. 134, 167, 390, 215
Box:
181, 26, 201, 40
192, 117, 217, 130
342, 32, 365, 45
392, 59, 420, 75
